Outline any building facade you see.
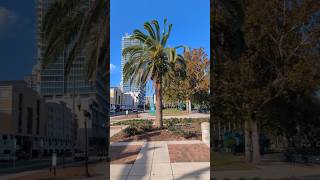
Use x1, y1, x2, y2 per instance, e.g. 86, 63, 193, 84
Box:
121, 33, 146, 107
35, 0, 108, 151
110, 87, 135, 112
0, 81, 74, 157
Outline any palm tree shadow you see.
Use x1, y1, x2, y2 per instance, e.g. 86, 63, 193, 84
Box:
110, 139, 158, 180
174, 166, 210, 180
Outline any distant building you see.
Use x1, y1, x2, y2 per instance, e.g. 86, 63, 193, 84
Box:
110, 87, 135, 111
35, 0, 108, 151
122, 93, 135, 110
0, 81, 46, 157
0, 81, 74, 157
45, 101, 73, 155
121, 33, 146, 107
110, 87, 123, 111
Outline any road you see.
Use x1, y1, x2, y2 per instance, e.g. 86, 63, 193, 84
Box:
0, 156, 104, 175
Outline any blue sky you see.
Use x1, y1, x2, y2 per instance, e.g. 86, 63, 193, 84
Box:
110, 0, 210, 87
0, 0, 210, 84
0, 1, 36, 80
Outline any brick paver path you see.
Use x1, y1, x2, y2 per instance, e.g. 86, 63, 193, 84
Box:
168, 144, 210, 163
110, 145, 142, 164
110, 141, 210, 180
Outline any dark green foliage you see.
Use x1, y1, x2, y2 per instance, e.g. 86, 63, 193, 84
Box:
211, 0, 320, 160
113, 119, 152, 126
122, 120, 153, 137
123, 126, 139, 137
251, 177, 261, 180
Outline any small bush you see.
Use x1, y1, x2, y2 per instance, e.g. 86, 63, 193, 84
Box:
113, 119, 152, 126
251, 178, 261, 180
181, 131, 196, 139
137, 122, 152, 132
124, 126, 139, 137
238, 178, 247, 180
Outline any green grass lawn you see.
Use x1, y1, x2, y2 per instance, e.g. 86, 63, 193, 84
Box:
213, 152, 257, 171
163, 108, 188, 116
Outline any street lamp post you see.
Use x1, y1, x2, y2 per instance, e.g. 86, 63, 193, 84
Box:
62, 102, 65, 168
83, 110, 91, 177
77, 97, 90, 177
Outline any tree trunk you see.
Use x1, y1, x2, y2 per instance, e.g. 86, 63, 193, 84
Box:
187, 99, 192, 113
244, 120, 252, 162
251, 120, 261, 164
185, 100, 189, 113
155, 82, 163, 128
244, 119, 261, 164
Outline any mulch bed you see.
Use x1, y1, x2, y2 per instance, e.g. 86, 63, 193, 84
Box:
168, 144, 210, 163
110, 129, 201, 142
110, 145, 142, 164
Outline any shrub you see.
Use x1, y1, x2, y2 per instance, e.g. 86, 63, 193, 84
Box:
123, 126, 139, 137
137, 122, 152, 132
238, 178, 247, 180
122, 120, 154, 137
251, 178, 261, 180
181, 131, 196, 139
113, 119, 151, 126
225, 137, 236, 148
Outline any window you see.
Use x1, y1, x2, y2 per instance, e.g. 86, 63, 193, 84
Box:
18, 93, 23, 133
27, 107, 33, 134
36, 100, 40, 135
0, 90, 10, 98
2, 135, 7, 145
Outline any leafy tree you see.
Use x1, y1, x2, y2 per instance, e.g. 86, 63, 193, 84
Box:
122, 19, 185, 128
163, 48, 210, 112
212, 0, 320, 164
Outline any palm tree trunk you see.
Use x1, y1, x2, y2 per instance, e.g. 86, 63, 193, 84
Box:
155, 82, 163, 128
244, 119, 252, 162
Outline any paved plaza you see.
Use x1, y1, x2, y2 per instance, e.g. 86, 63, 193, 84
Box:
109, 141, 210, 180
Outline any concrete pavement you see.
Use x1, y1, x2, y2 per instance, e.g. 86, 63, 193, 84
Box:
110, 126, 128, 137
110, 141, 210, 180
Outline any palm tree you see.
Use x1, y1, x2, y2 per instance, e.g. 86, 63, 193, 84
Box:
40, 0, 109, 164
41, 0, 107, 79
122, 19, 185, 128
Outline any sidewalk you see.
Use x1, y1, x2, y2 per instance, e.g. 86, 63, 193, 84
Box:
110, 141, 210, 180
110, 126, 127, 137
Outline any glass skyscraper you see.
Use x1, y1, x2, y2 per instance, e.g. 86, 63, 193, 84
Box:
34, 0, 108, 150
121, 33, 146, 106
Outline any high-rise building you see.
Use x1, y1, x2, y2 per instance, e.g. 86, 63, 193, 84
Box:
35, 0, 108, 150
121, 33, 146, 107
